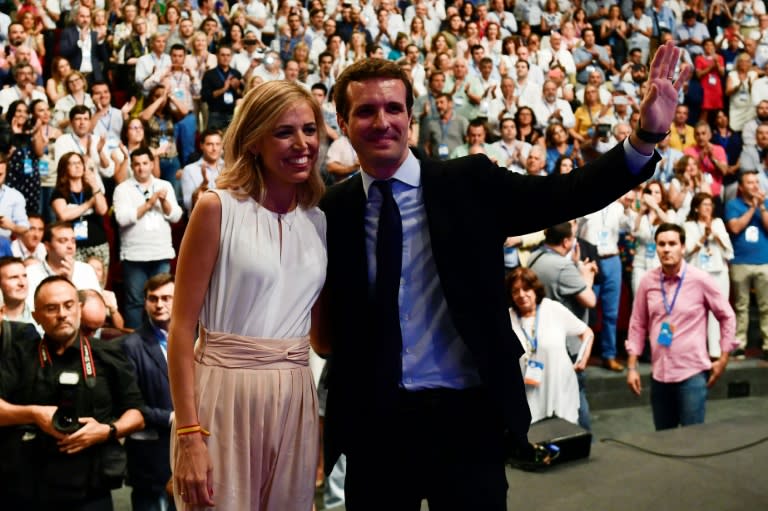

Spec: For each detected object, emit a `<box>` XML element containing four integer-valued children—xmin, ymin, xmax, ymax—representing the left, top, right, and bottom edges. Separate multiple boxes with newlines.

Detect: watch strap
<box><xmin>635</xmin><ymin>124</ymin><xmax>670</xmax><ymax>144</ymax></box>
<box><xmin>108</xmin><ymin>423</ymin><xmax>118</xmax><ymax>441</ymax></box>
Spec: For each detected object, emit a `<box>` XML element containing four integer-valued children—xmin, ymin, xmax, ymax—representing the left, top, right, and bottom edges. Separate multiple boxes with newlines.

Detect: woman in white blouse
<box><xmin>631</xmin><ymin>180</ymin><xmax>677</xmax><ymax>293</ymax></box>
<box><xmin>684</xmin><ymin>192</ymin><xmax>734</xmax><ymax>357</ymax></box>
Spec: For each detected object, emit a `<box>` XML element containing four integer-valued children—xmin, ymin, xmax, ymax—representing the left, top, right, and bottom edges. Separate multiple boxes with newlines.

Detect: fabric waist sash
<box><xmin>195</xmin><ymin>326</ymin><xmax>310</xmax><ymax>369</ymax></box>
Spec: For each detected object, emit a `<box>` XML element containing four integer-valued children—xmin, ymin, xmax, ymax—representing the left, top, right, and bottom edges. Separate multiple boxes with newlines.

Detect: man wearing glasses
<box><xmin>121</xmin><ymin>273</ymin><xmax>177</xmax><ymax>511</ymax></box>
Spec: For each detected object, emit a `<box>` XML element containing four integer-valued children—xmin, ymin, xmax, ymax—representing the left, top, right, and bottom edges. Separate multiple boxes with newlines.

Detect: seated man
<box><xmin>10</xmin><ymin>214</ymin><xmax>45</xmax><ymax>264</ymax></box>
<box><xmin>26</xmin><ymin>221</ymin><xmax>102</xmax><ymax>309</ymax></box>
<box><xmin>0</xmin><ymin>257</ymin><xmax>34</xmax><ymax>323</ymax></box>
<box><xmin>0</xmin><ymin>276</ymin><xmax>144</xmax><ymax>508</ymax></box>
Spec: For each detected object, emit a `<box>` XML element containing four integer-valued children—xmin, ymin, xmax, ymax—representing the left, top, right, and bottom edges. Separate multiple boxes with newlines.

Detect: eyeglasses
<box><xmin>67</xmin><ymin>77</ymin><xmax>82</xmax><ymax>84</ymax></box>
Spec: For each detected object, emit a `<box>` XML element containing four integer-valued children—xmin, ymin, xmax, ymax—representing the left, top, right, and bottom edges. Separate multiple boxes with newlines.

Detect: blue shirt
<box><xmin>361</xmin><ymin>151</ymin><xmax>482</xmax><ymax>390</ymax></box>
<box><xmin>725</xmin><ymin>197</ymin><xmax>768</xmax><ymax>265</ymax></box>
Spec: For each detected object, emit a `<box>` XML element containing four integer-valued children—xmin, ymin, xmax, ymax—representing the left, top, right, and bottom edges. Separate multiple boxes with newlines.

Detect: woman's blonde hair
<box><xmin>217</xmin><ymin>81</ymin><xmax>326</xmax><ymax>207</ymax></box>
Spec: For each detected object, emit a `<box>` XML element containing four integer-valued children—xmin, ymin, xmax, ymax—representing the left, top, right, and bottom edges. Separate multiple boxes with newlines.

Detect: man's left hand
<box><xmin>57</xmin><ymin>417</ymin><xmax>109</xmax><ymax>454</ymax></box>
<box><xmin>639</xmin><ymin>41</ymin><xmax>692</xmax><ymax>134</ymax></box>
<box><xmin>707</xmin><ymin>359</ymin><xmax>727</xmax><ymax>388</ymax></box>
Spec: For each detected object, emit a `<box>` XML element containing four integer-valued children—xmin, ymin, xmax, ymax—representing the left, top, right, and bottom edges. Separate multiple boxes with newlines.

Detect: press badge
<box><xmin>524</xmin><ymin>360</ymin><xmax>544</xmax><ymax>386</ymax></box>
<box><xmin>174</xmin><ymin>88</ymin><xmax>185</xmax><ymax>100</ymax></box>
<box><xmin>699</xmin><ymin>251</ymin><xmax>712</xmax><ymax>271</ymax></box>
<box><xmin>453</xmin><ymin>96</ymin><xmax>464</xmax><ymax>107</ymax></box>
<box><xmin>73</xmin><ymin>220</ymin><xmax>89</xmax><ymax>241</ymax></box>
<box><xmin>223</xmin><ymin>91</ymin><xmax>234</xmax><ymax>104</ymax></box>
<box><xmin>597</xmin><ymin>230</ymin><xmax>611</xmax><ymax>252</ymax></box>
<box><xmin>745</xmin><ymin>225</ymin><xmax>759</xmax><ymax>243</ymax></box>
<box><xmin>23</xmin><ymin>158</ymin><xmax>34</xmax><ymax>176</ymax></box>
<box><xmin>657</xmin><ymin>321</ymin><xmax>673</xmax><ymax>347</ymax></box>
<box><xmin>437</xmin><ymin>143</ymin><xmax>449</xmax><ymax>159</ymax></box>
<box><xmin>708</xmin><ymin>74</ymin><xmax>717</xmax><ymax>86</ymax></box>
<box><xmin>38</xmin><ymin>160</ymin><xmax>49</xmax><ymax>176</ymax></box>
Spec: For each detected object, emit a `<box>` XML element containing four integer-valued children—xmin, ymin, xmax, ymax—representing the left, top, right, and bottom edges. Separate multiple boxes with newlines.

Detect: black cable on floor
<box><xmin>600</xmin><ymin>435</ymin><xmax>768</xmax><ymax>458</ymax></box>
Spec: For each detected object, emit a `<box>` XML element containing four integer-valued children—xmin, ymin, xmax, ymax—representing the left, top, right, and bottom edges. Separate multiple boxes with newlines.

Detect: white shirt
<box><xmin>135</xmin><ymin>52</ymin><xmax>172</xmax><ymax>95</ymax></box>
<box><xmin>532</xmin><ymin>98</ymin><xmax>576</xmax><ymax>129</ymax></box>
<box><xmin>578</xmin><ymin>202</ymin><xmax>633</xmax><ymax>256</ymax></box>
<box><xmin>53</xmin><ymin>133</ymin><xmax>114</xmax><ymax>180</ymax></box>
<box><xmin>26</xmin><ymin>260</ymin><xmax>102</xmax><ymax>309</ymax></box>
<box><xmin>11</xmin><ymin>238</ymin><xmax>46</xmax><ymax>264</ymax></box>
<box><xmin>113</xmin><ymin>177</ymin><xmax>183</xmax><ymax>262</ymax></box>
<box><xmin>180</xmin><ymin>158</ymin><xmax>223</xmax><ymax>212</ymax></box>
<box><xmin>326</xmin><ymin>136</ymin><xmax>358</xmax><ymax>168</ymax></box>
<box><xmin>0</xmin><ymin>87</ymin><xmax>48</xmax><ymax>117</ymax></box>
<box><xmin>77</xmin><ymin>27</ymin><xmax>93</xmax><ymax>73</ymax></box>
<box><xmin>0</xmin><ymin>184</ymin><xmax>29</xmax><ymax>240</ymax></box>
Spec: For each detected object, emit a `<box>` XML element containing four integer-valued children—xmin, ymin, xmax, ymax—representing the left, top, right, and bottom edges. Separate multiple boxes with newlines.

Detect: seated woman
<box><xmin>506</xmin><ymin>267</ymin><xmax>593</xmax><ymax>425</ymax></box>
<box><xmin>544</xmin><ymin>123</ymin><xmax>583</xmax><ymax>174</ymax></box>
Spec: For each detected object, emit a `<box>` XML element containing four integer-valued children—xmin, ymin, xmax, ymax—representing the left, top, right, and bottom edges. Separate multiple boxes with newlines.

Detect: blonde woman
<box><xmin>169</xmin><ymin>81</ymin><xmax>326</xmax><ymax>510</ymax></box>
<box><xmin>185</xmin><ymin>31</ymin><xmax>218</xmax><ymax>130</ymax></box>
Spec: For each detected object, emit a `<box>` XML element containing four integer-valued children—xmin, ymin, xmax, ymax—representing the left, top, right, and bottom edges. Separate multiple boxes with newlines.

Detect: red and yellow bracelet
<box><xmin>176</xmin><ymin>424</ymin><xmax>211</xmax><ymax>436</ymax></box>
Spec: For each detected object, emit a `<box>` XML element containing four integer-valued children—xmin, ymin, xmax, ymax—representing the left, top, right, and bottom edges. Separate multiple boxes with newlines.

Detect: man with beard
<box><xmin>532</xmin><ymin>80</ymin><xmax>576</xmax><ymax>130</ymax></box>
<box><xmin>0</xmin><ymin>62</ymin><xmax>47</xmax><ymax>114</ymax></box>
<box><xmin>0</xmin><ymin>276</ymin><xmax>144</xmax><ymax>509</ymax></box>
<box><xmin>741</xmin><ymin>100</ymin><xmax>768</xmax><ymax>146</ymax></box>
<box><xmin>425</xmin><ymin>92</ymin><xmax>469</xmax><ymax>160</ymax></box>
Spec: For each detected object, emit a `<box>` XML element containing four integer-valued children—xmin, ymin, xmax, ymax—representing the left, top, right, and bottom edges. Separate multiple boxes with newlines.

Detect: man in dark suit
<box><xmin>121</xmin><ymin>273</ymin><xmax>176</xmax><ymax>511</ymax></box>
<box><xmin>59</xmin><ymin>6</ymin><xmax>108</xmax><ymax>84</ymax></box>
<box><xmin>316</xmin><ymin>43</ymin><xmax>689</xmax><ymax>509</ymax></box>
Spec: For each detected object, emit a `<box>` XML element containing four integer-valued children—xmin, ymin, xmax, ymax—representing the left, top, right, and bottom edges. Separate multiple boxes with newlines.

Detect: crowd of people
<box><xmin>0</xmin><ymin>0</ymin><xmax>765</xmax><ymax>510</ymax></box>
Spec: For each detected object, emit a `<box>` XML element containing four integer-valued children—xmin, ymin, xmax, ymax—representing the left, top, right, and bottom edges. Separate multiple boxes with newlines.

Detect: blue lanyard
<box><xmin>70</xmin><ymin>191</ymin><xmax>85</xmax><ymax>205</ymax></box>
<box><xmin>660</xmin><ymin>263</ymin><xmax>687</xmax><ymax>317</ymax></box>
<box><xmin>516</xmin><ymin>305</ymin><xmax>540</xmax><ymax>353</ymax></box>
<box><xmin>216</xmin><ymin>67</ymin><xmax>230</xmax><ymax>83</ymax></box>
<box><xmin>71</xmin><ymin>134</ymin><xmax>85</xmax><ymax>155</ymax></box>
<box><xmin>99</xmin><ymin>110</ymin><xmax>112</xmax><ymax>132</ymax></box>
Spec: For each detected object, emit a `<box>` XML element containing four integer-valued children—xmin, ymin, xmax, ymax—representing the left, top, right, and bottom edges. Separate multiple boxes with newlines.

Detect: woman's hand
<box><xmin>174</xmin><ymin>433</ymin><xmax>215</xmax><ymax>506</ymax></box>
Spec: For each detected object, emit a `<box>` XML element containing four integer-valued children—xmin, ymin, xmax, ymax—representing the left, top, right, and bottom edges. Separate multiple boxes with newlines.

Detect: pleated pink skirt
<box><xmin>171</xmin><ymin>329</ymin><xmax>318</xmax><ymax>510</ymax></box>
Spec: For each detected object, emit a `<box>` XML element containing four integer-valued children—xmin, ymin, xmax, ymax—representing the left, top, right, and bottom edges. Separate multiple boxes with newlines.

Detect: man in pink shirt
<box><xmin>683</xmin><ymin>122</ymin><xmax>731</xmax><ymax>198</ymax></box>
<box><xmin>626</xmin><ymin>223</ymin><xmax>736</xmax><ymax>430</ymax></box>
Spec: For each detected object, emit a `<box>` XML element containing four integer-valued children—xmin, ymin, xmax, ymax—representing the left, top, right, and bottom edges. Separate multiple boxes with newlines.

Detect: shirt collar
<box><xmin>661</xmin><ymin>262</ymin><xmax>686</xmax><ymax>281</ymax></box>
<box><xmin>360</xmin><ymin>149</ymin><xmax>420</xmax><ymax>198</ymax></box>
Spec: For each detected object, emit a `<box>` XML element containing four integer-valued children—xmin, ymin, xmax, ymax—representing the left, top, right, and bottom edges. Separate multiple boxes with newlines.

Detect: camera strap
<box><xmin>38</xmin><ymin>336</ymin><xmax>97</xmax><ymax>389</ymax></box>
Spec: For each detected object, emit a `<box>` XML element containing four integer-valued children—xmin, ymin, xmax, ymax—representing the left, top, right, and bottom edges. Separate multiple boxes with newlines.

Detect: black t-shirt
<box><xmin>50</xmin><ymin>187</ymin><xmax>108</xmax><ymax>247</ymax></box>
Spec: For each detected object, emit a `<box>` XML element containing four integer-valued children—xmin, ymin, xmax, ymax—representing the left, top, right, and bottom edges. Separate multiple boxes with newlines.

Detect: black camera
<box><xmin>52</xmin><ymin>371</ymin><xmax>81</xmax><ymax>434</ymax></box>
<box><xmin>596</xmin><ymin>123</ymin><xmax>612</xmax><ymax>138</ymax></box>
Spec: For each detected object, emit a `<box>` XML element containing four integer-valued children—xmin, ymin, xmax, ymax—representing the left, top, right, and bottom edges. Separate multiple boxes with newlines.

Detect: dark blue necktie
<box><xmin>372</xmin><ymin>180</ymin><xmax>403</xmax><ymax>405</ymax></box>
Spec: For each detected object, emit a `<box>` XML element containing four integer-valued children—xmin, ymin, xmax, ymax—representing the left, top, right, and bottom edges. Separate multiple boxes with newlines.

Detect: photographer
<box><xmin>0</xmin><ymin>276</ymin><xmax>144</xmax><ymax>509</ymax></box>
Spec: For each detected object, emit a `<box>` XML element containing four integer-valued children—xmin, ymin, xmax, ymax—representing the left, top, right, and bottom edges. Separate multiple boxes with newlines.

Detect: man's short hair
<box><xmin>69</xmin><ymin>104</ymin><xmax>91</xmax><ymax>120</ymax></box>
<box><xmin>11</xmin><ymin>62</ymin><xmax>32</xmax><ymax>78</ymax></box>
<box><xmin>130</xmin><ymin>146</ymin><xmax>154</xmax><ymax>162</ymax></box>
<box><xmin>739</xmin><ymin>169</ymin><xmax>759</xmax><ymax>184</ymax></box>
<box><xmin>144</xmin><ymin>272</ymin><xmax>174</xmax><ymax>297</ymax></box>
<box><xmin>42</xmin><ymin>221</ymin><xmax>73</xmax><ymax>244</ymax></box>
<box><xmin>170</xmin><ymin>43</ymin><xmax>186</xmax><ymax>53</ymax></box>
<box><xmin>0</xmin><ymin>256</ymin><xmax>24</xmax><ymax>276</ymax></box>
<box><xmin>334</xmin><ymin>58</ymin><xmax>414</xmax><ymax>122</ymax></box>
<box><xmin>318</xmin><ymin>51</ymin><xmax>334</xmax><ymax>63</ymax></box>
<box><xmin>311</xmin><ymin>79</ymin><xmax>328</xmax><ymax>95</ymax></box>
<box><xmin>654</xmin><ymin>222</ymin><xmax>686</xmax><ymax>244</ymax></box>
<box><xmin>467</xmin><ymin>118</ymin><xmax>488</xmax><ymax>134</ymax></box>
<box><xmin>200</xmin><ymin>128</ymin><xmax>223</xmax><ymax>144</ymax></box>
<box><xmin>34</xmin><ymin>275</ymin><xmax>77</xmax><ymax>302</ymax></box>
<box><xmin>91</xmin><ymin>79</ymin><xmax>109</xmax><ymax>89</ymax></box>
<box><xmin>544</xmin><ymin>222</ymin><xmax>573</xmax><ymax>245</ymax></box>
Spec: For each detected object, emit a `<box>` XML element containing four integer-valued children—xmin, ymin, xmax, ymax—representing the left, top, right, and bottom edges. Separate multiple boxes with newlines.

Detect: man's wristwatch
<box><xmin>108</xmin><ymin>423</ymin><xmax>118</xmax><ymax>441</ymax></box>
<box><xmin>635</xmin><ymin>125</ymin><xmax>670</xmax><ymax>144</ymax></box>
